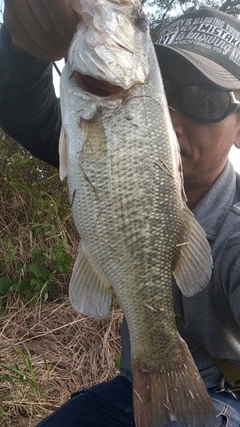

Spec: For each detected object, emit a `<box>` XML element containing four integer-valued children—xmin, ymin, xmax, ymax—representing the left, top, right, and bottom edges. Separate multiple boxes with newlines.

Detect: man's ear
<box><xmin>234</xmin><ymin>120</ymin><xmax>240</xmax><ymax>149</ymax></box>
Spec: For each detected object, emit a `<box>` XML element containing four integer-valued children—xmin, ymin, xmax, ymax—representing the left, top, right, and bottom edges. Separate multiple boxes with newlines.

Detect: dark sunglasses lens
<box><xmin>182</xmin><ymin>87</ymin><xmax>231</xmax><ymax>122</ymax></box>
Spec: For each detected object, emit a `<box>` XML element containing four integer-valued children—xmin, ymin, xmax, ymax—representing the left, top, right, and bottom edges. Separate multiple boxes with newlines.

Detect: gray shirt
<box><xmin>120</xmin><ymin>160</ymin><xmax>240</xmax><ymax>390</ymax></box>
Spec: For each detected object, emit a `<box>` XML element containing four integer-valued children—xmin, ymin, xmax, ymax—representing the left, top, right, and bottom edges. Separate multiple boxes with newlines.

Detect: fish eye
<box><xmin>136</xmin><ymin>17</ymin><xmax>149</xmax><ymax>32</ymax></box>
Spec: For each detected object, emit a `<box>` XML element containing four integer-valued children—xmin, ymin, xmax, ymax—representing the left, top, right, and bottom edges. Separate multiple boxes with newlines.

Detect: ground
<box><xmin>0</xmin><ymin>295</ymin><xmax>122</xmax><ymax>427</ymax></box>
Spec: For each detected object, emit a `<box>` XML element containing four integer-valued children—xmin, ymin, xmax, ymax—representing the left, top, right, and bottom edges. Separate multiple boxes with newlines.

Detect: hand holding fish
<box><xmin>3</xmin><ymin>0</ymin><xmax>78</xmax><ymax>60</ymax></box>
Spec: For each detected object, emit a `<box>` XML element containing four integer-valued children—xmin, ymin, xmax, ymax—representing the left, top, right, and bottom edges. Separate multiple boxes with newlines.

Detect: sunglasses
<box><xmin>163</xmin><ymin>77</ymin><xmax>240</xmax><ymax>123</ymax></box>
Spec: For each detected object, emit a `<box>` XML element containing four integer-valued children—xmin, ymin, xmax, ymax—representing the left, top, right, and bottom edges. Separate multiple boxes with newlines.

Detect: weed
<box><xmin>0</xmin><ymin>132</ymin><xmax>121</xmax><ymax>426</ymax></box>
<box><xmin>0</xmin><ymin>134</ymin><xmax>78</xmax><ymax>303</ymax></box>
<box><xmin>0</xmin><ymin>342</ymin><xmax>41</xmax><ymax>398</ymax></box>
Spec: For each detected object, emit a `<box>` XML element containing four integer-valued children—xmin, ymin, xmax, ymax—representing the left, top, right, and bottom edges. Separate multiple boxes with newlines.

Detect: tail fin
<box><xmin>132</xmin><ymin>341</ymin><xmax>215</xmax><ymax>427</ymax></box>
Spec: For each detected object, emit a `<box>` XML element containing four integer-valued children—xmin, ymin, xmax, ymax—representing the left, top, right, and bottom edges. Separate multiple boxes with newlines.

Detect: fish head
<box><xmin>68</xmin><ymin>0</ymin><xmax>150</xmax><ymax>91</ymax></box>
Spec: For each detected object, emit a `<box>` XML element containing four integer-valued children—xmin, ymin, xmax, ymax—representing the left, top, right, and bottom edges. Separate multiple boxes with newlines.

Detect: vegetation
<box><xmin>0</xmin><ymin>296</ymin><xmax>122</xmax><ymax>426</ymax></box>
<box><xmin>145</xmin><ymin>0</ymin><xmax>240</xmax><ymax>40</ymax></box>
<box><xmin>0</xmin><ymin>132</ymin><xmax>122</xmax><ymax>426</ymax></box>
<box><xmin>0</xmin><ymin>132</ymin><xmax>75</xmax><ymax>303</ymax></box>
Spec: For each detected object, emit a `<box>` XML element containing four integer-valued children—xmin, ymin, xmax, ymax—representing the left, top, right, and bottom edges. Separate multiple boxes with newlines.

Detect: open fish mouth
<box><xmin>72</xmin><ymin>72</ymin><xmax>123</xmax><ymax>97</ymax></box>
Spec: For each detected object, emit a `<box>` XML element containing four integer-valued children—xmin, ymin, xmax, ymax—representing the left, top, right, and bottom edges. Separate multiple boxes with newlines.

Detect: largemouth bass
<box><xmin>59</xmin><ymin>0</ymin><xmax>215</xmax><ymax>425</ymax></box>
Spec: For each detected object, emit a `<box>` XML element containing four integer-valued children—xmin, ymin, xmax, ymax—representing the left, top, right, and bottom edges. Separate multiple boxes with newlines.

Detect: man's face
<box><xmin>160</xmin><ymin>59</ymin><xmax>240</xmax><ymax>197</ymax></box>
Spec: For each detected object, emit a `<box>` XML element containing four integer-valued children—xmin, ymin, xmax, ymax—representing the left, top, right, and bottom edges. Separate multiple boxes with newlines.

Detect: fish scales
<box><xmin>60</xmin><ymin>0</ymin><xmax>215</xmax><ymax>425</ymax></box>
<box><xmin>66</xmin><ymin>83</ymin><xmax>182</xmax><ymax>344</ymax></box>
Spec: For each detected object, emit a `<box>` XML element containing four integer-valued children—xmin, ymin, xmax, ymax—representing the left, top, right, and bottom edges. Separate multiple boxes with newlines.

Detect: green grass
<box><xmin>0</xmin><ymin>131</ymin><xmax>78</xmax><ymax>304</ymax></box>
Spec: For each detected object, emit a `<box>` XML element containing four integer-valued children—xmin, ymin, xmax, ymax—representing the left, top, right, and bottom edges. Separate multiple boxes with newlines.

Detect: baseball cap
<box><xmin>154</xmin><ymin>7</ymin><xmax>240</xmax><ymax>90</ymax></box>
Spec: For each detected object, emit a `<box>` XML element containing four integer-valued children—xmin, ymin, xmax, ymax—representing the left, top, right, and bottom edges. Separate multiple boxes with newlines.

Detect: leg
<box><xmin>209</xmin><ymin>391</ymin><xmax>240</xmax><ymax>427</ymax></box>
<box><xmin>35</xmin><ymin>376</ymin><xmax>134</xmax><ymax>427</ymax></box>
<box><xmin>36</xmin><ymin>376</ymin><xmax>240</xmax><ymax>427</ymax></box>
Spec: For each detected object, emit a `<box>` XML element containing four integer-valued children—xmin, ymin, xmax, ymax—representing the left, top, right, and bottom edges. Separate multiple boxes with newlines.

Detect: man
<box><xmin>1</xmin><ymin>2</ymin><xmax>240</xmax><ymax>426</ymax></box>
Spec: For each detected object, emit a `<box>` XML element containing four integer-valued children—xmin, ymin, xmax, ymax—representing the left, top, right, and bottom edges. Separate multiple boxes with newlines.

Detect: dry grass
<box><xmin>0</xmin><ymin>134</ymin><xmax>122</xmax><ymax>426</ymax></box>
<box><xmin>0</xmin><ymin>294</ymin><xmax>122</xmax><ymax>427</ymax></box>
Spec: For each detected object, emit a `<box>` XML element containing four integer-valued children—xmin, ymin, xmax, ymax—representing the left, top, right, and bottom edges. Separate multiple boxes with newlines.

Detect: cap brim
<box><xmin>155</xmin><ymin>44</ymin><xmax>240</xmax><ymax>91</ymax></box>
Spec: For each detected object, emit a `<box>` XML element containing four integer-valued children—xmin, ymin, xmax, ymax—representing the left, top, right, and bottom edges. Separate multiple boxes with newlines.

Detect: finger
<box><xmin>70</xmin><ymin>0</ymin><xmax>83</xmax><ymax>16</ymax></box>
<box><xmin>44</xmin><ymin>0</ymin><xmax>79</xmax><ymax>45</ymax></box>
<box><xmin>28</xmin><ymin>0</ymin><xmax>69</xmax><ymax>48</ymax></box>
<box><xmin>4</xmin><ymin>3</ymin><xmax>67</xmax><ymax>60</ymax></box>
<box><xmin>12</xmin><ymin>1</ymin><xmax>66</xmax><ymax>55</ymax></box>
<box><xmin>4</xmin><ymin>15</ymin><xmax>66</xmax><ymax>60</ymax></box>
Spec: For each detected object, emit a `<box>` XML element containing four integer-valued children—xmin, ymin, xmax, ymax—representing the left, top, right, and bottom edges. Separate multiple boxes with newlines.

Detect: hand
<box><xmin>3</xmin><ymin>0</ymin><xmax>79</xmax><ymax>61</ymax></box>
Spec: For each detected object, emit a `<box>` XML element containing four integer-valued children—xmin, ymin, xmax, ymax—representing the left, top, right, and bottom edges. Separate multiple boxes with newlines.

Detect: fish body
<box><xmin>60</xmin><ymin>0</ymin><xmax>215</xmax><ymax>425</ymax></box>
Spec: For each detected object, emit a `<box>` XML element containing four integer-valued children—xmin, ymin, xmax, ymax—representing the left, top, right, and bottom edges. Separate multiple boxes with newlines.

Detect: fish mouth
<box><xmin>72</xmin><ymin>72</ymin><xmax>123</xmax><ymax>97</ymax></box>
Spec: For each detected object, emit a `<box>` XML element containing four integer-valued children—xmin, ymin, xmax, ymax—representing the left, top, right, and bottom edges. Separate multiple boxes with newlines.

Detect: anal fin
<box><xmin>59</xmin><ymin>126</ymin><xmax>68</xmax><ymax>181</ymax></box>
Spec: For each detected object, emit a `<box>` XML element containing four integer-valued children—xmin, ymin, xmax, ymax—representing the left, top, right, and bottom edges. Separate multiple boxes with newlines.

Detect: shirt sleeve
<box><xmin>0</xmin><ymin>24</ymin><xmax>60</xmax><ymax>168</ymax></box>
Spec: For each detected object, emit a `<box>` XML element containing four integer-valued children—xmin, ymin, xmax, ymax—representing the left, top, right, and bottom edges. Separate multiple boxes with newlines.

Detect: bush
<box><xmin>0</xmin><ymin>130</ymin><xmax>78</xmax><ymax>306</ymax></box>
<box><xmin>0</xmin><ymin>131</ymin><xmax>122</xmax><ymax>427</ymax></box>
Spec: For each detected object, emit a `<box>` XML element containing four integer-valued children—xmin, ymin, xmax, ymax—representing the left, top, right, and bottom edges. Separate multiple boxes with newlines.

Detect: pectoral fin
<box><xmin>59</xmin><ymin>126</ymin><xmax>68</xmax><ymax>181</ymax></box>
<box><xmin>173</xmin><ymin>207</ymin><xmax>213</xmax><ymax>297</ymax></box>
<box><xmin>69</xmin><ymin>243</ymin><xmax>112</xmax><ymax>318</ymax></box>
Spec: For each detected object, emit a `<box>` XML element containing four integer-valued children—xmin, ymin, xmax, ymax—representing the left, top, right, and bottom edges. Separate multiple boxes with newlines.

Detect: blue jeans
<box><xmin>36</xmin><ymin>375</ymin><xmax>240</xmax><ymax>426</ymax></box>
